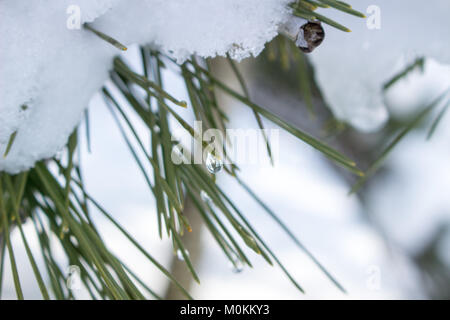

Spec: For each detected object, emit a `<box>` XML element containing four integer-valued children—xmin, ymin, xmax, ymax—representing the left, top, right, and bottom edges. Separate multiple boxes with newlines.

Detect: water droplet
<box><xmin>232</xmin><ymin>264</ymin><xmax>244</xmax><ymax>274</ymax></box>
<box><xmin>229</xmin><ymin>258</ymin><xmax>244</xmax><ymax>274</ymax></box>
<box><xmin>200</xmin><ymin>190</ymin><xmax>212</xmax><ymax>203</ymax></box>
<box><xmin>206</xmin><ymin>153</ymin><xmax>223</xmax><ymax>174</ymax></box>
<box><xmin>176</xmin><ymin>249</ymin><xmax>190</xmax><ymax>261</ymax></box>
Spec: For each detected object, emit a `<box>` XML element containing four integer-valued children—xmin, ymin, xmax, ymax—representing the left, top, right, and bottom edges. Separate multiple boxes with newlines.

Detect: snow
<box><xmin>310</xmin><ymin>0</ymin><xmax>450</xmax><ymax>132</ymax></box>
<box><xmin>93</xmin><ymin>0</ymin><xmax>291</xmax><ymax>61</ymax></box>
<box><xmin>0</xmin><ymin>0</ymin><xmax>290</xmax><ymax>173</ymax></box>
<box><xmin>75</xmin><ymin>0</ymin><xmax>119</xmax><ymax>23</ymax></box>
<box><xmin>0</xmin><ymin>0</ymin><xmax>118</xmax><ymax>173</ymax></box>
<box><xmin>384</xmin><ymin>58</ymin><xmax>450</xmax><ymax>121</ymax></box>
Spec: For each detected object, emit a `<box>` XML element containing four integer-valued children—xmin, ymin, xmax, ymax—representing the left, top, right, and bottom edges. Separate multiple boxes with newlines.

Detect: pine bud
<box><xmin>279</xmin><ymin>16</ymin><xmax>325</xmax><ymax>53</ymax></box>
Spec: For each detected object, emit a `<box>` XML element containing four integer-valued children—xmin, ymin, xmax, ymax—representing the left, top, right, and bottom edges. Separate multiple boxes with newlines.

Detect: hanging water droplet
<box><xmin>176</xmin><ymin>249</ymin><xmax>190</xmax><ymax>261</ymax></box>
<box><xmin>206</xmin><ymin>153</ymin><xmax>223</xmax><ymax>174</ymax></box>
<box><xmin>200</xmin><ymin>190</ymin><xmax>212</xmax><ymax>203</ymax></box>
<box><xmin>232</xmin><ymin>263</ymin><xmax>244</xmax><ymax>274</ymax></box>
<box><xmin>228</xmin><ymin>257</ymin><xmax>244</xmax><ymax>274</ymax></box>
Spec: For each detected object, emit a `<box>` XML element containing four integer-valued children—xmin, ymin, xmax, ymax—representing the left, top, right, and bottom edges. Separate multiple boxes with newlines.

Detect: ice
<box><xmin>309</xmin><ymin>0</ymin><xmax>450</xmax><ymax>132</ymax></box>
<box><xmin>0</xmin><ymin>0</ymin><xmax>290</xmax><ymax>173</ymax></box>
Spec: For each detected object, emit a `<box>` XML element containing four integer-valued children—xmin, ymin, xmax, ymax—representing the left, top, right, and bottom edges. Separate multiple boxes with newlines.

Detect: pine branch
<box><xmin>291</xmin><ymin>0</ymin><xmax>365</xmax><ymax>32</ymax></box>
<box><xmin>0</xmin><ymin>3</ymin><xmax>369</xmax><ymax>296</ymax></box>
